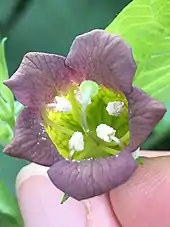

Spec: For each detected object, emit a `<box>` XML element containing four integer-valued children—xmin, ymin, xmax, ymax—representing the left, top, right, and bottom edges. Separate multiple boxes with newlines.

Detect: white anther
<box><xmin>76</xmin><ymin>90</ymin><xmax>91</xmax><ymax>105</ymax></box>
<box><xmin>132</xmin><ymin>147</ymin><xmax>140</xmax><ymax>160</ymax></box>
<box><xmin>106</xmin><ymin>101</ymin><xmax>124</xmax><ymax>116</ymax></box>
<box><xmin>47</xmin><ymin>96</ymin><xmax>72</xmax><ymax>112</ymax></box>
<box><xmin>96</xmin><ymin>124</ymin><xmax>120</xmax><ymax>144</ymax></box>
<box><xmin>69</xmin><ymin>132</ymin><xmax>84</xmax><ymax>158</ymax></box>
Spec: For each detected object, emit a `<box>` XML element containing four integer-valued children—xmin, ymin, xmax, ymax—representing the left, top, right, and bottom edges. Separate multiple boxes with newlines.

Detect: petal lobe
<box><xmin>4</xmin><ymin>107</ymin><xmax>61</xmax><ymax>166</ymax></box>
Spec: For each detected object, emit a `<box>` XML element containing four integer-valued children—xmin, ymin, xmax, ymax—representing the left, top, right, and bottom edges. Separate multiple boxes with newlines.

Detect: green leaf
<box><xmin>106</xmin><ymin>0</ymin><xmax>170</xmax><ymax>101</ymax></box>
<box><xmin>0</xmin><ymin>121</ymin><xmax>13</xmax><ymax>147</ymax></box>
<box><xmin>0</xmin><ymin>93</ymin><xmax>11</xmax><ymax>115</ymax></box>
<box><xmin>0</xmin><ymin>181</ymin><xmax>23</xmax><ymax>227</ymax></box>
<box><xmin>0</xmin><ymin>38</ymin><xmax>14</xmax><ymax>111</ymax></box>
<box><xmin>0</xmin><ymin>95</ymin><xmax>15</xmax><ymax>128</ymax></box>
<box><xmin>0</xmin><ymin>38</ymin><xmax>8</xmax><ymax>81</ymax></box>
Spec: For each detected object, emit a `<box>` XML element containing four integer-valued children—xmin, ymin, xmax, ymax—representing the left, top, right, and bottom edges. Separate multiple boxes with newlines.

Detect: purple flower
<box><xmin>3</xmin><ymin>30</ymin><xmax>166</xmax><ymax>200</ymax></box>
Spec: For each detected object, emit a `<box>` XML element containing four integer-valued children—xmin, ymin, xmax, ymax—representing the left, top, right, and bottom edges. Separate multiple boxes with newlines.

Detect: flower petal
<box><xmin>3</xmin><ymin>107</ymin><xmax>61</xmax><ymax>166</ymax></box>
<box><xmin>65</xmin><ymin>29</ymin><xmax>136</xmax><ymax>94</ymax></box>
<box><xmin>4</xmin><ymin>53</ymin><xmax>79</xmax><ymax>107</ymax></box>
<box><xmin>127</xmin><ymin>87</ymin><xmax>166</xmax><ymax>151</ymax></box>
<box><xmin>48</xmin><ymin>150</ymin><xmax>137</xmax><ymax>200</ymax></box>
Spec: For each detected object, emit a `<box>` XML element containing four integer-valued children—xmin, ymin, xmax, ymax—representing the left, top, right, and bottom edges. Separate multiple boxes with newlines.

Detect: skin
<box><xmin>16</xmin><ymin>151</ymin><xmax>170</xmax><ymax>227</ymax></box>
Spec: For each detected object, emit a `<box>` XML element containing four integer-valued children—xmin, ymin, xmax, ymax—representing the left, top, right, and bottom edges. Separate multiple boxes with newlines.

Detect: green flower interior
<box><xmin>42</xmin><ymin>83</ymin><xmax>130</xmax><ymax>161</ymax></box>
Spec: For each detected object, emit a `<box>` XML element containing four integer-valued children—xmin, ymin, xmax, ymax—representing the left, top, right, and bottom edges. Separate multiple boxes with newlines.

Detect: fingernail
<box><xmin>16</xmin><ymin>163</ymin><xmax>86</xmax><ymax>227</ymax></box>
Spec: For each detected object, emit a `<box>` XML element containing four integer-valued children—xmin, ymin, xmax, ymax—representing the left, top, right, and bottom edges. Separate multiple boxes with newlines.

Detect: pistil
<box><xmin>79</xmin><ymin>80</ymin><xmax>99</xmax><ymax>132</ymax></box>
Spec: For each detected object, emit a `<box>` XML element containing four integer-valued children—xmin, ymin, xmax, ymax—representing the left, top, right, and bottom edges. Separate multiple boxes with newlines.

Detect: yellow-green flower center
<box><xmin>42</xmin><ymin>81</ymin><xmax>130</xmax><ymax>161</ymax></box>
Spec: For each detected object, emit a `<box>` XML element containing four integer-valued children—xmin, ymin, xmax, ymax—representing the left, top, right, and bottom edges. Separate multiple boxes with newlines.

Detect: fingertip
<box><xmin>16</xmin><ymin>164</ymin><xmax>86</xmax><ymax>227</ymax></box>
<box><xmin>109</xmin><ymin>157</ymin><xmax>170</xmax><ymax>227</ymax></box>
<box><xmin>16</xmin><ymin>163</ymin><xmax>49</xmax><ymax>193</ymax></box>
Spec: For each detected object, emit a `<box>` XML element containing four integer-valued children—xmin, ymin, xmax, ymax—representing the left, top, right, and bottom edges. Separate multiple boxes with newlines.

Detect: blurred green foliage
<box><xmin>1</xmin><ymin>0</ymin><xmax>130</xmax><ymax>74</ymax></box>
<box><xmin>0</xmin><ymin>181</ymin><xmax>23</xmax><ymax>227</ymax></box>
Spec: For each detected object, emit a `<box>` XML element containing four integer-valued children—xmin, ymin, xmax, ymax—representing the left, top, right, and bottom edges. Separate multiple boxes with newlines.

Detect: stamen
<box><xmin>96</xmin><ymin>124</ymin><xmax>121</xmax><ymax>145</ymax></box>
<box><xmin>47</xmin><ymin>96</ymin><xmax>72</xmax><ymax>113</ymax></box>
<box><xmin>106</xmin><ymin>101</ymin><xmax>124</xmax><ymax>116</ymax></box>
<box><xmin>69</xmin><ymin>132</ymin><xmax>84</xmax><ymax>159</ymax></box>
